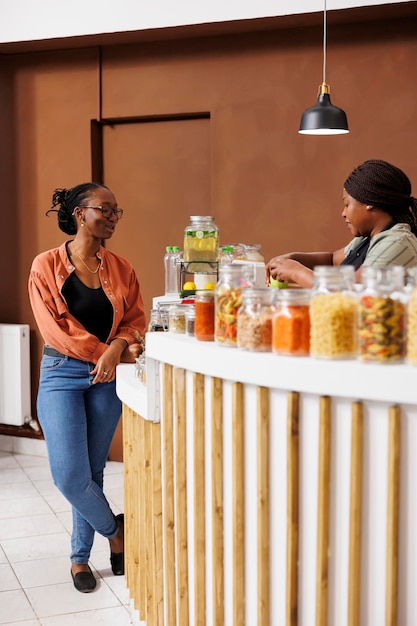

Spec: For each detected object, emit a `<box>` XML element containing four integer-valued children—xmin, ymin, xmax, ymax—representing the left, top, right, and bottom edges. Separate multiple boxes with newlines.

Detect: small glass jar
<box><xmin>135</xmin><ymin>354</ymin><xmax>146</xmax><ymax>383</ymax></box>
<box><xmin>358</xmin><ymin>266</ymin><xmax>406</xmax><ymax>363</ymax></box>
<box><xmin>310</xmin><ymin>266</ymin><xmax>357</xmax><ymax>359</ymax></box>
<box><xmin>148</xmin><ymin>309</ymin><xmax>165</xmax><ymax>332</ymax></box>
<box><xmin>237</xmin><ymin>288</ymin><xmax>275</xmax><ymax>351</ymax></box>
<box><xmin>215</xmin><ymin>264</ymin><xmax>253</xmax><ymax>347</ymax></box>
<box><xmin>185</xmin><ymin>307</ymin><xmax>196</xmax><ymax>337</ymax></box>
<box><xmin>195</xmin><ymin>290</ymin><xmax>215</xmax><ymax>341</ymax></box>
<box><xmin>272</xmin><ymin>289</ymin><xmax>311</xmax><ymax>356</ymax></box>
<box><xmin>239</xmin><ymin>243</ymin><xmax>264</xmax><ymax>262</ymax></box>
<box><xmin>183</xmin><ymin>216</ymin><xmax>219</xmax><ymax>262</ymax></box>
<box><xmin>168</xmin><ymin>305</ymin><xmax>189</xmax><ymax>334</ymax></box>
<box><xmin>219</xmin><ymin>245</ymin><xmax>235</xmax><ymax>264</ymax></box>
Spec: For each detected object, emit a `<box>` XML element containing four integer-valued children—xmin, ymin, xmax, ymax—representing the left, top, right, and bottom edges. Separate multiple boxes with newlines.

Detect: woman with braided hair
<box><xmin>28</xmin><ymin>182</ymin><xmax>146</xmax><ymax>592</ymax></box>
<box><xmin>266</xmin><ymin>159</ymin><xmax>417</xmax><ymax>288</ymax></box>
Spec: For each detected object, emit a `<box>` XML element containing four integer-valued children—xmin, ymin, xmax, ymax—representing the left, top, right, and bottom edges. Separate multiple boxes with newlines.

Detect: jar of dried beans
<box><xmin>195</xmin><ymin>290</ymin><xmax>215</xmax><ymax>341</ymax></box>
<box><xmin>237</xmin><ymin>288</ymin><xmax>275</xmax><ymax>351</ymax></box>
<box><xmin>215</xmin><ymin>264</ymin><xmax>253</xmax><ymax>347</ymax></box>
<box><xmin>310</xmin><ymin>266</ymin><xmax>357</xmax><ymax>359</ymax></box>
<box><xmin>272</xmin><ymin>289</ymin><xmax>311</xmax><ymax>356</ymax></box>
<box><xmin>357</xmin><ymin>266</ymin><xmax>406</xmax><ymax>363</ymax></box>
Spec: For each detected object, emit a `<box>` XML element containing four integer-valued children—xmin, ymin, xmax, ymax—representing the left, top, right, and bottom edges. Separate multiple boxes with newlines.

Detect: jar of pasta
<box><xmin>407</xmin><ymin>267</ymin><xmax>417</xmax><ymax>364</ymax></box>
<box><xmin>358</xmin><ymin>266</ymin><xmax>406</xmax><ymax>363</ymax></box>
<box><xmin>310</xmin><ymin>266</ymin><xmax>357</xmax><ymax>359</ymax></box>
<box><xmin>272</xmin><ymin>289</ymin><xmax>311</xmax><ymax>356</ymax></box>
<box><xmin>237</xmin><ymin>288</ymin><xmax>275</xmax><ymax>351</ymax></box>
<box><xmin>195</xmin><ymin>290</ymin><xmax>215</xmax><ymax>341</ymax></box>
<box><xmin>215</xmin><ymin>264</ymin><xmax>253</xmax><ymax>347</ymax></box>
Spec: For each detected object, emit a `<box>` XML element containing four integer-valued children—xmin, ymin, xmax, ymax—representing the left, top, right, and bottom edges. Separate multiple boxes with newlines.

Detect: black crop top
<box><xmin>62</xmin><ymin>272</ymin><xmax>113</xmax><ymax>343</ymax></box>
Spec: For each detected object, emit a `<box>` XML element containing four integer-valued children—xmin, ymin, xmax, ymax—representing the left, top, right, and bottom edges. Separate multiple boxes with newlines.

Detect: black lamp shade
<box><xmin>299</xmin><ymin>92</ymin><xmax>349</xmax><ymax>135</ymax></box>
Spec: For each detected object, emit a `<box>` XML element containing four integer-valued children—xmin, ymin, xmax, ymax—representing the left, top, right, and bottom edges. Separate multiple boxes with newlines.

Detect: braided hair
<box><xmin>344</xmin><ymin>159</ymin><xmax>417</xmax><ymax>236</ymax></box>
<box><xmin>46</xmin><ymin>182</ymin><xmax>109</xmax><ymax>235</ymax></box>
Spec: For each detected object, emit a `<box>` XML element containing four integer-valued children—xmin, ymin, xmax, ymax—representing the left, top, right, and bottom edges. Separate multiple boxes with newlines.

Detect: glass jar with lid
<box><xmin>148</xmin><ymin>309</ymin><xmax>165</xmax><ymax>332</ymax></box>
<box><xmin>239</xmin><ymin>243</ymin><xmax>264</xmax><ymax>262</ymax></box>
<box><xmin>272</xmin><ymin>289</ymin><xmax>311</xmax><ymax>356</ymax></box>
<box><xmin>183</xmin><ymin>216</ymin><xmax>219</xmax><ymax>262</ymax></box>
<box><xmin>237</xmin><ymin>287</ymin><xmax>275</xmax><ymax>351</ymax></box>
<box><xmin>215</xmin><ymin>264</ymin><xmax>253</xmax><ymax>347</ymax></box>
<box><xmin>185</xmin><ymin>307</ymin><xmax>196</xmax><ymax>337</ymax></box>
<box><xmin>310</xmin><ymin>266</ymin><xmax>357</xmax><ymax>359</ymax></box>
<box><xmin>168</xmin><ymin>304</ymin><xmax>193</xmax><ymax>334</ymax></box>
<box><xmin>358</xmin><ymin>266</ymin><xmax>406</xmax><ymax>363</ymax></box>
<box><xmin>407</xmin><ymin>266</ymin><xmax>417</xmax><ymax>364</ymax></box>
<box><xmin>195</xmin><ymin>290</ymin><xmax>215</xmax><ymax>341</ymax></box>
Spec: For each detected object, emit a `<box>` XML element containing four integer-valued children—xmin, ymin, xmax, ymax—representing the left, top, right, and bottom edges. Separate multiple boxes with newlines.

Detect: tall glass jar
<box><xmin>237</xmin><ymin>288</ymin><xmax>275</xmax><ymax>351</ymax></box>
<box><xmin>272</xmin><ymin>289</ymin><xmax>311</xmax><ymax>356</ymax></box>
<box><xmin>310</xmin><ymin>266</ymin><xmax>357</xmax><ymax>359</ymax></box>
<box><xmin>358</xmin><ymin>266</ymin><xmax>406</xmax><ymax>363</ymax></box>
<box><xmin>195</xmin><ymin>290</ymin><xmax>215</xmax><ymax>341</ymax></box>
<box><xmin>408</xmin><ymin>266</ymin><xmax>417</xmax><ymax>364</ymax></box>
<box><xmin>215</xmin><ymin>264</ymin><xmax>253</xmax><ymax>347</ymax></box>
<box><xmin>183</xmin><ymin>216</ymin><xmax>219</xmax><ymax>262</ymax></box>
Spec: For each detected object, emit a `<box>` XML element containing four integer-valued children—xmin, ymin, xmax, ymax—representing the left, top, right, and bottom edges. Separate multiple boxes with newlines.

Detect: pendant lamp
<box><xmin>298</xmin><ymin>0</ymin><xmax>349</xmax><ymax>135</ymax></box>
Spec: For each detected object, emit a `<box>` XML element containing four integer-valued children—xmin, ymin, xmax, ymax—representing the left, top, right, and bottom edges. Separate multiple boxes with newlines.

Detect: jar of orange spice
<box><xmin>272</xmin><ymin>289</ymin><xmax>311</xmax><ymax>356</ymax></box>
<box><xmin>195</xmin><ymin>290</ymin><xmax>215</xmax><ymax>341</ymax></box>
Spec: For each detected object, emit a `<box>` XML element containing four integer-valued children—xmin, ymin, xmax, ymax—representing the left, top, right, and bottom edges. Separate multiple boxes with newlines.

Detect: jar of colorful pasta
<box><xmin>272</xmin><ymin>289</ymin><xmax>311</xmax><ymax>356</ymax></box>
<box><xmin>310</xmin><ymin>266</ymin><xmax>357</xmax><ymax>359</ymax></box>
<box><xmin>215</xmin><ymin>264</ymin><xmax>253</xmax><ymax>347</ymax></box>
<box><xmin>358</xmin><ymin>266</ymin><xmax>406</xmax><ymax>363</ymax></box>
<box><xmin>237</xmin><ymin>288</ymin><xmax>275</xmax><ymax>351</ymax></box>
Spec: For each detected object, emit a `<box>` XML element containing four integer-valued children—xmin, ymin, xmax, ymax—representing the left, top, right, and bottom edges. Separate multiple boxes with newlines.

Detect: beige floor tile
<box><xmin>0</xmin><ymin>589</ymin><xmax>37</xmax><ymax>624</ymax></box>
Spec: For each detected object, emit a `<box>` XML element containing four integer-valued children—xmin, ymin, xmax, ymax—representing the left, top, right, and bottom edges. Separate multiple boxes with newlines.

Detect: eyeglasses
<box><xmin>78</xmin><ymin>205</ymin><xmax>124</xmax><ymax>220</ymax></box>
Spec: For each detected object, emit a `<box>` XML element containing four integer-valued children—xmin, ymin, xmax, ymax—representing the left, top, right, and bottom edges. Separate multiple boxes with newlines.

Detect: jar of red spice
<box><xmin>272</xmin><ymin>289</ymin><xmax>311</xmax><ymax>356</ymax></box>
<box><xmin>195</xmin><ymin>290</ymin><xmax>215</xmax><ymax>341</ymax></box>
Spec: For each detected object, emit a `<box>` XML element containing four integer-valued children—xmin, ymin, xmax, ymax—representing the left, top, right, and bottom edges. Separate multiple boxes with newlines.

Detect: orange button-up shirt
<box><xmin>28</xmin><ymin>242</ymin><xmax>147</xmax><ymax>364</ymax></box>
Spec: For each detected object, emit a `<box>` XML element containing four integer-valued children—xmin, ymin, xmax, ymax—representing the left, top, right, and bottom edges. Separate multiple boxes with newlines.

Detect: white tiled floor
<box><xmin>0</xmin><ymin>451</ymin><xmax>138</xmax><ymax>626</ymax></box>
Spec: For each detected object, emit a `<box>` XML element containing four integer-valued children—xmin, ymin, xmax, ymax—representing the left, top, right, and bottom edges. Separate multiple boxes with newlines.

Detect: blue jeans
<box><xmin>37</xmin><ymin>353</ymin><xmax>121</xmax><ymax>563</ymax></box>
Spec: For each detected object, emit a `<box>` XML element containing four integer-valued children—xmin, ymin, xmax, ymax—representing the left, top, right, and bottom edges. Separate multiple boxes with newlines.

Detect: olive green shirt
<box><xmin>343</xmin><ymin>223</ymin><xmax>417</xmax><ymax>268</ymax></box>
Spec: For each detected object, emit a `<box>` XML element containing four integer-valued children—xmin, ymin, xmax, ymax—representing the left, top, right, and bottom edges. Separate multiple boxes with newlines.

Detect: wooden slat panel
<box><xmin>145</xmin><ymin>420</ymin><xmax>155</xmax><ymax>625</ymax></box>
<box><xmin>122</xmin><ymin>406</ymin><xmax>136</xmax><ymax>600</ymax></box>
<box><xmin>152</xmin><ymin>422</ymin><xmax>164</xmax><ymax>626</ymax></box>
<box><xmin>348</xmin><ymin>401</ymin><xmax>364</xmax><ymax>626</ymax></box>
<box><xmin>162</xmin><ymin>363</ymin><xmax>176</xmax><ymax>626</ymax></box>
<box><xmin>257</xmin><ymin>386</ymin><xmax>270</xmax><ymax>626</ymax></box>
<box><xmin>194</xmin><ymin>373</ymin><xmax>206</xmax><ymax>626</ymax></box>
<box><xmin>212</xmin><ymin>377</ymin><xmax>224</xmax><ymax>626</ymax></box>
<box><xmin>286</xmin><ymin>391</ymin><xmax>300</xmax><ymax>626</ymax></box>
<box><xmin>232</xmin><ymin>382</ymin><xmax>245</xmax><ymax>626</ymax></box>
<box><xmin>386</xmin><ymin>405</ymin><xmax>401</xmax><ymax>626</ymax></box>
<box><xmin>138</xmin><ymin>413</ymin><xmax>146</xmax><ymax>619</ymax></box>
<box><xmin>174</xmin><ymin>368</ymin><xmax>189</xmax><ymax>626</ymax></box>
<box><xmin>316</xmin><ymin>396</ymin><xmax>331</xmax><ymax>626</ymax></box>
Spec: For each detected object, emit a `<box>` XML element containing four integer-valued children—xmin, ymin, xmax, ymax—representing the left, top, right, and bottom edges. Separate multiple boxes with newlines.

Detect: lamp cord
<box><xmin>323</xmin><ymin>0</ymin><xmax>327</xmax><ymax>84</ymax></box>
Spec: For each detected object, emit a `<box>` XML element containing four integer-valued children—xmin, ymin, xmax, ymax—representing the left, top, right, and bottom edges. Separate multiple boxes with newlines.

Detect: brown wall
<box><xmin>1</xmin><ymin>8</ymin><xmax>417</xmax><ymax>428</ymax></box>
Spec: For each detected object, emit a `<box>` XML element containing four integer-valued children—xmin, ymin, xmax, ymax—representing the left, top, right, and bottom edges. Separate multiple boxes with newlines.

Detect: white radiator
<box><xmin>0</xmin><ymin>324</ymin><xmax>31</xmax><ymax>426</ymax></box>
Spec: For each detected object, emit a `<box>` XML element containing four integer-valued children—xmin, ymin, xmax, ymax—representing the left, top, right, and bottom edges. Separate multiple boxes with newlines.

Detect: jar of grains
<box><xmin>195</xmin><ymin>290</ymin><xmax>215</xmax><ymax>341</ymax></box>
<box><xmin>407</xmin><ymin>267</ymin><xmax>417</xmax><ymax>364</ymax></box>
<box><xmin>310</xmin><ymin>266</ymin><xmax>357</xmax><ymax>359</ymax></box>
<box><xmin>358</xmin><ymin>266</ymin><xmax>406</xmax><ymax>363</ymax></box>
<box><xmin>168</xmin><ymin>305</ymin><xmax>192</xmax><ymax>334</ymax></box>
<box><xmin>215</xmin><ymin>264</ymin><xmax>253</xmax><ymax>347</ymax></box>
<box><xmin>237</xmin><ymin>288</ymin><xmax>275</xmax><ymax>351</ymax></box>
<box><xmin>272</xmin><ymin>289</ymin><xmax>311</xmax><ymax>356</ymax></box>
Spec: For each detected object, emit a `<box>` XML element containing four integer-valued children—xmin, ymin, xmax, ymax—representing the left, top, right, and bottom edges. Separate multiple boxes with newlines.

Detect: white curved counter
<box><xmin>117</xmin><ymin>333</ymin><xmax>417</xmax><ymax>626</ymax></box>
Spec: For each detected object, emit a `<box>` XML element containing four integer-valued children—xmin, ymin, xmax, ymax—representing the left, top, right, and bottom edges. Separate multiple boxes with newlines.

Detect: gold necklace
<box><xmin>72</xmin><ymin>246</ymin><xmax>101</xmax><ymax>274</ymax></box>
